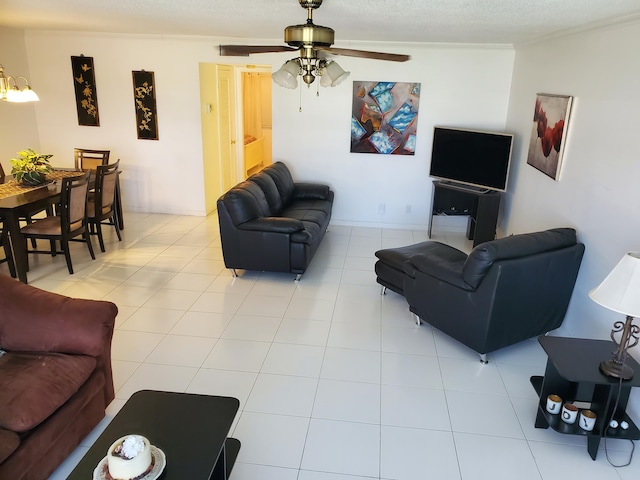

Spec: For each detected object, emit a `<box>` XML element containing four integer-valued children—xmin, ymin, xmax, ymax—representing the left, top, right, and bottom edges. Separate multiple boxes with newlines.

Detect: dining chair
<box><xmin>20</xmin><ymin>170</ymin><xmax>95</xmax><ymax>274</ymax></box>
<box><xmin>0</xmin><ymin>221</ymin><xmax>17</xmax><ymax>278</ymax></box>
<box><xmin>1</xmin><ymin>160</ymin><xmax>52</xmax><ymax>247</ymax></box>
<box><xmin>74</xmin><ymin>148</ymin><xmax>110</xmax><ymax>171</ymax></box>
<box><xmin>88</xmin><ymin>160</ymin><xmax>121</xmax><ymax>252</ymax></box>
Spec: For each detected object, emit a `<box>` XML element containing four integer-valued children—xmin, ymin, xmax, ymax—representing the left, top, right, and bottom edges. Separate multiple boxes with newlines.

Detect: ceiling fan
<box><xmin>219</xmin><ymin>0</ymin><xmax>410</xmax><ymax>88</ymax></box>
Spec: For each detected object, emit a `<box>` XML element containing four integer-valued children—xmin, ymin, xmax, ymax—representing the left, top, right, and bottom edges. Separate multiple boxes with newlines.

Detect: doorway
<box><xmin>199</xmin><ymin>63</ymin><xmax>272</xmax><ymax>215</ymax></box>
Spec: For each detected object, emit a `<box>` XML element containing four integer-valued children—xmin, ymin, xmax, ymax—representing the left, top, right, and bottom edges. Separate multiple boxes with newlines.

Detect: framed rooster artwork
<box><xmin>527</xmin><ymin>93</ymin><xmax>573</xmax><ymax>180</ymax></box>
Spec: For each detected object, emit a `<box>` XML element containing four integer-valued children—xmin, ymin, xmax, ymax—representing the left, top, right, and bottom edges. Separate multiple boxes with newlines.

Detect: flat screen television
<box><xmin>429</xmin><ymin>126</ymin><xmax>514</xmax><ymax>192</ymax></box>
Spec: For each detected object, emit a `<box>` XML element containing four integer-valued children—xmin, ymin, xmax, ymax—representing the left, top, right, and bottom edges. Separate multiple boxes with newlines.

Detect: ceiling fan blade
<box><xmin>319</xmin><ymin>47</ymin><xmax>410</xmax><ymax>62</ymax></box>
<box><xmin>219</xmin><ymin>45</ymin><xmax>298</xmax><ymax>56</ymax></box>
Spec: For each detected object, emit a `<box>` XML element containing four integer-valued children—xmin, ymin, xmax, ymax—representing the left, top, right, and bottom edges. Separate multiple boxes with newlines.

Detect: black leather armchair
<box><xmin>402</xmin><ymin>228</ymin><xmax>585</xmax><ymax>362</ymax></box>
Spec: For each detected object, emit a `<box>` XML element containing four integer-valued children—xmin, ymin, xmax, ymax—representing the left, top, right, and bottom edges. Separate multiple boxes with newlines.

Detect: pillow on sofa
<box><xmin>0</xmin><ymin>352</ymin><xmax>96</xmax><ymax>432</ymax></box>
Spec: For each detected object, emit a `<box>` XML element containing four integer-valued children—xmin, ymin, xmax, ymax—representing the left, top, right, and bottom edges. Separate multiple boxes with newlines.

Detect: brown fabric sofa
<box><xmin>0</xmin><ymin>274</ymin><xmax>117</xmax><ymax>480</ymax></box>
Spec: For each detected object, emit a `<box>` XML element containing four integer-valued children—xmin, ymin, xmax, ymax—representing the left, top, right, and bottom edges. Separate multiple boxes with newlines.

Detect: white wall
<box><xmin>11</xmin><ymin>30</ymin><xmax>514</xmax><ymax>222</ymax></box>
<box><xmin>505</xmin><ymin>21</ymin><xmax>640</xmax><ymax>415</ymax></box>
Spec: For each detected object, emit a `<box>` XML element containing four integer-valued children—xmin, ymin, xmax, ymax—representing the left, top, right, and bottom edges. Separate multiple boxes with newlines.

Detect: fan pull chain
<box><xmin>299</xmin><ymin>80</ymin><xmax>303</xmax><ymax>112</ymax></box>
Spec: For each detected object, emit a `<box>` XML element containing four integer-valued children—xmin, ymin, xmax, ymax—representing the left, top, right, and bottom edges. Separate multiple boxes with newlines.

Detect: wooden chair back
<box><xmin>74</xmin><ymin>148</ymin><xmax>110</xmax><ymax>171</ymax></box>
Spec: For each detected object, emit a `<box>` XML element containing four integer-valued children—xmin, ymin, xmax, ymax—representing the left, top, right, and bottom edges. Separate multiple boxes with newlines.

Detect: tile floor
<box><xmin>3</xmin><ymin>212</ymin><xmax>638</xmax><ymax>479</ymax></box>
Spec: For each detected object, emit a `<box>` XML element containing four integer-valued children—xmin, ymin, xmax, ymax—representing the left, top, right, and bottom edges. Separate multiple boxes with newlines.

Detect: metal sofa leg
<box><xmin>295</xmin><ymin>273</ymin><xmax>302</xmax><ymax>282</ymax></box>
<box><xmin>413</xmin><ymin>313</ymin><xmax>422</xmax><ymax>326</ymax></box>
<box><xmin>381</xmin><ymin>286</ymin><xmax>387</xmax><ymax>295</ymax></box>
<box><xmin>479</xmin><ymin>354</ymin><xmax>488</xmax><ymax>364</ymax></box>
<box><xmin>231</xmin><ymin>268</ymin><xmax>237</xmax><ymax>277</ymax></box>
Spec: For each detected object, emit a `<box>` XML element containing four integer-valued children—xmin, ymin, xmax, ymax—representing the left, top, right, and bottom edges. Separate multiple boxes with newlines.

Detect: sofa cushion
<box><xmin>0</xmin><ymin>352</ymin><xmax>96</xmax><ymax>432</ymax></box>
<box><xmin>0</xmin><ymin>428</ymin><xmax>19</xmax><ymax>463</ymax></box>
<box><xmin>249</xmin><ymin>171</ymin><xmax>283</xmax><ymax>214</ymax></box>
<box><xmin>280</xmin><ymin>207</ymin><xmax>328</xmax><ymax>227</ymax></box>
<box><xmin>290</xmin><ymin>221</ymin><xmax>321</xmax><ymax>245</ymax></box>
<box><xmin>222</xmin><ymin>181</ymin><xmax>271</xmax><ymax>226</ymax></box>
<box><xmin>462</xmin><ymin>228</ymin><xmax>577</xmax><ymax>289</ymax></box>
<box><xmin>262</xmin><ymin>162</ymin><xmax>295</xmax><ymax>205</ymax></box>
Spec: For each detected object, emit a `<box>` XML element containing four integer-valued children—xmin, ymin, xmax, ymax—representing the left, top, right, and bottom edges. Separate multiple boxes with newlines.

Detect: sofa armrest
<box><xmin>239</xmin><ymin>217</ymin><xmax>304</xmax><ymax>234</ymax></box>
<box><xmin>403</xmin><ymin>248</ymin><xmax>472</xmax><ymax>291</ymax></box>
<box><xmin>293</xmin><ymin>183</ymin><xmax>331</xmax><ymax>200</ymax></box>
<box><xmin>0</xmin><ymin>276</ymin><xmax>117</xmax><ymax>357</ymax></box>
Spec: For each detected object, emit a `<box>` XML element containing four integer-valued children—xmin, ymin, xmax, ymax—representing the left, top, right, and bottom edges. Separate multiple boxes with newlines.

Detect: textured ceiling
<box><xmin>0</xmin><ymin>0</ymin><xmax>639</xmax><ymax>45</ymax></box>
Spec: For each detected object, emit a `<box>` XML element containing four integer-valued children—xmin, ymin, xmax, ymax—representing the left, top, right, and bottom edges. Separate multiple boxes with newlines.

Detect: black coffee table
<box><xmin>68</xmin><ymin>390</ymin><xmax>240</xmax><ymax>480</ymax></box>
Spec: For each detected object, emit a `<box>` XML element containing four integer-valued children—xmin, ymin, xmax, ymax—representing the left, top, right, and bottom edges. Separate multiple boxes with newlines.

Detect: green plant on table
<box><xmin>10</xmin><ymin>148</ymin><xmax>54</xmax><ymax>185</ymax></box>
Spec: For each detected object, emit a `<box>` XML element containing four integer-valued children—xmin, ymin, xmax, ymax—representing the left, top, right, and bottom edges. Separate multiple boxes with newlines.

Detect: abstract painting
<box><xmin>527</xmin><ymin>93</ymin><xmax>573</xmax><ymax>180</ymax></box>
<box><xmin>351</xmin><ymin>81</ymin><xmax>421</xmax><ymax>155</ymax></box>
<box><xmin>71</xmin><ymin>55</ymin><xmax>100</xmax><ymax>126</ymax></box>
<box><xmin>132</xmin><ymin>70</ymin><xmax>159</xmax><ymax>140</ymax></box>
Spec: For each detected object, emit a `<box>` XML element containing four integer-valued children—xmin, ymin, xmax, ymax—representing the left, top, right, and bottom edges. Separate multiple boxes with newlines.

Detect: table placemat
<box><xmin>0</xmin><ymin>170</ymin><xmax>84</xmax><ymax>200</ymax></box>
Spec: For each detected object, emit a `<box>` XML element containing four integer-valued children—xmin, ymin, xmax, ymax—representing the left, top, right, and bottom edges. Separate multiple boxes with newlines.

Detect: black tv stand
<box><xmin>428</xmin><ymin>180</ymin><xmax>501</xmax><ymax>247</ymax></box>
<box><xmin>437</xmin><ymin>181</ymin><xmax>491</xmax><ymax>195</ymax></box>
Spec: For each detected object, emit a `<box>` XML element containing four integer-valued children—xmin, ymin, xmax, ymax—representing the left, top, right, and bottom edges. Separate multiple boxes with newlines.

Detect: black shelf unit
<box><xmin>532</xmin><ymin>336</ymin><xmax>640</xmax><ymax>460</ymax></box>
<box><xmin>428</xmin><ymin>180</ymin><xmax>501</xmax><ymax>247</ymax></box>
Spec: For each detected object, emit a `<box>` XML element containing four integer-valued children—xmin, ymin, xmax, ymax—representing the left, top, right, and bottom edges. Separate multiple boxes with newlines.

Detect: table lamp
<box><xmin>589</xmin><ymin>252</ymin><xmax>640</xmax><ymax>379</ymax></box>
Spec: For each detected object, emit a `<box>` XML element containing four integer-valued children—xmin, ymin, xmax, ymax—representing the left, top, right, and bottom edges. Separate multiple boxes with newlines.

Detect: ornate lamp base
<box><xmin>600</xmin><ymin>359</ymin><xmax>634</xmax><ymax>380</ymax></box>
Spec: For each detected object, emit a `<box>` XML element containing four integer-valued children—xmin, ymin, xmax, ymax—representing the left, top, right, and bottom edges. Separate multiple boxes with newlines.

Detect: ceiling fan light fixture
<box><xmin>272</xmin><ymin>59</ymin><xmax>300</xmax><ymax>89</ymax></box>
<box><xmin>320</xmin><ymin>60</ymin><xmax>350</xmax><ymax>87</ymax></box>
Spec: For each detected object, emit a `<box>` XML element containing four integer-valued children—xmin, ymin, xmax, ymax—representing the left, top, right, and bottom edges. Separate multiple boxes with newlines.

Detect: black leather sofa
<box><xmin>399</xmin><ymin>228</ymin><xmax>585</xmax><ymax>362</ymax></box>
<box><xmin>217</xmin><ymin>162</ymin><xmax>334</xmax><ymax>280</ymax></box>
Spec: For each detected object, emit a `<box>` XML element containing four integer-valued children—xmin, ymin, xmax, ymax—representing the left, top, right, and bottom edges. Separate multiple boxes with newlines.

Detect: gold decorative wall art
<box><xmin>71</xmin><ymin>55</ymin><xmax>100</xmax><ymax>126</ymax></box>
<box><xmin>132</xmin><ymin>70</ymin><xmax>158</xmax><ymax>140</ymax></box>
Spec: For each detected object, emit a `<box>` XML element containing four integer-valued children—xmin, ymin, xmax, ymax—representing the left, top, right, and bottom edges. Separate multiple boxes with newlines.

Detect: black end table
<box><xmin>531</xmin><ymin>336</ymin><xmax>640</xmax><ymax>460</ymax></box>
<box><xmin>68</xmin><ymin>390</ymin><xmax>240</xmax><ymax>479</ymax></box>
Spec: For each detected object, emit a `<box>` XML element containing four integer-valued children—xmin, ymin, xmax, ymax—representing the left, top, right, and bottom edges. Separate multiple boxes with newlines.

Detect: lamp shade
<box><xmin>320</xmin><ymin>60</ymin><xmax>350</xmax><ymax>87</ymax></box>
<box><xmin>272</xmin><ymin>59</ymin><xmax>300</xmax><ymax>89</ymax></box>
<box><xmin>589</xmin><ymin>252</ymin><xmax>640</xmax><ymax>317</ymax></box>
<box><xmin>20</xmin><ymin>86</ymin><xmax>39</xmax><ymax>102</ymax></box>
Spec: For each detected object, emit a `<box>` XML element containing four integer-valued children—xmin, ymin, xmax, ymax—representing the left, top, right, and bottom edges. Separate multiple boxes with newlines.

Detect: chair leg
<box><xmin>25</xmin><ymin>215</ymin><xmax>38</xmax><ymax>249</ymax></box>
<box><xmin>2</xmin><ymin>242</ymin><xmax>16</xmax><ymax>278</ymax></box>
<box><xmin>62</xmin><ymin>239</ymin><xmax>74</xmax><ymax>274</ymax></box>
<box><xmin>113</xmin><ymin>216</ymin><xmax>122</xmax><ymax>241</ymax></box>
<box><xmin>85</xmin><ymin>231</ymin><xmax>96</xmax><ymax>260</ymax></box>
<box><xmin>96</xmin><ymin>222</ymin><xmax>106</xmax><ymax>252</ymax></box>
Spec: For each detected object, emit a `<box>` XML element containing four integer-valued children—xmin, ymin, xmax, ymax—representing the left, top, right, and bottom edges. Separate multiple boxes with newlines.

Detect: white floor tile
<box><xmin>115</xmin><ymin>363</ymin><xmax>198</xmax><ymax>399</ymax></box>
<box><xmin>327</xmin><ymin>322</ymin><xmax>381</xmax><ymax>351</ymax></box>
<box><xmin>164</xmin><ymin>271</ymin><xmax>216</xmax><ymax>291</ymax></box>
<box><xmin>455</xmin><ymin>432</ymin><xmax>542</xmax><ymax>480</ymax></box>
<box><xmin>185</xmin><ymin>368</ymin><xmax>257</xmax><ymax>408</ymax></box>
<box><xmin>237</xmin><ymin>294</ymin><xmax>291</xmax><ymax>317</ymax></box>
<box><xmin>284</xmin><ymin>296</ymin><xmax>336</xmax><ymax>321</ymax></box>
<box><xmin>528</xmin><ymin>441</ymin><xmax>622</xmax><ymax>479</ymax></box>
<box><xmin>321</xmin><ymin>347</ymin><xmax>381</xmax><ymax>384</ymax></box>
<box><xmin>118</xmin><ymin>306</ymin><xmax>184</xmax><ymax>333</ymax></box>
<box><xmin>381</xmin><ymin>324</ymin><xmax>437</xmax><ymax>355</ymax></box>
<box><xmin>230</xmin><ymin>463</ymin><xmax>299</xmax><ymax>480</ymax></box>
<box><xmin>110</xmin><ymin>330</ymin><xmax>165</xmax><ymax>362</ymax></box>
<box><xmin>302</xmin><ymin>419</ymin><xmax>380</xmax><ymax>477</ymax></box>
<box><xmin>440</xmin><ymin>357</ymin><xmax>508</xmax><ymax>396</ymax></box>
<box><xmin>145</xmin><ymin>334</ymin><xmax>216</xmax><ymax>367</ymax></box>
<box><xmin>245</xmin><ymin>373</ymin><xmax>318</xmax><ymax>417</ymax></box>
<box><xmin>446</xmin><ymin>390</ymin><xmax>525</xmax><ymax>439</ymax></box>
<box><xmin>381</xmin><ymin>385</ymin><xmax>451</xmax><ymax>430</ymax></box>
<box><xmin>261</xmin><ymin>343</ymin><xmax>325</xmax><ymax>377</ymax></box>
<box><xmin>273</xmin><ymin>318</ymin><xmax>331</xmax><ymax>346</ymax></box>
<box><xmin>168</xmin><ymin>311</ymin><xmax>232</xmax><ymax>337</ymax></box>
<box><xmin>312</xmin><ymin>379</ymin><xmax>381</xmax><ymax>424</ymax></box>
<box><xmin>189</xmin><ymin>291</ymin><xmax>246</xmax><ymax>314</ymax></box>
<box><xmin>221</xmin><ymin>315</ymin><xmax>282</xmax><ymax>342</ymax></box>
<box><xmin>381</xmin><ymin>352</ymin><xmax>444</xmax><ymax>389</ymax></box>
<box><xmin>202</xmin><ymin>338</ymin><xmax>270</xmax><ymax>372</ymax></box>
<box><xmin>143</xmin><ymin>287</ymin><xmax>202</xmax><ymax>310</ymax></box>
<box><xmin>380</xmin><ymin>426</ymin><xmax>461</xmax><ymax>480</ymax></box>
<box><xmin>233</xmin><ymin>412</ymin><xmax>309</xmax><ymax>468</ymax></box>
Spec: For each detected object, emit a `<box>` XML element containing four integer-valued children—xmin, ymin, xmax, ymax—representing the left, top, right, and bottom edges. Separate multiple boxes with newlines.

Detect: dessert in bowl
<box><xmin>106</xmin><ymin>435</ymin><xmax>153</xmax><ymax>480</ymax></box>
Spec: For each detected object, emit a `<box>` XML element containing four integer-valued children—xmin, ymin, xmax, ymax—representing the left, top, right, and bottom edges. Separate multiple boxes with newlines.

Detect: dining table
<box><xmin>0</xmin><ymin>169</ymin><xmax>117</xmax><ymax>283</ymax></box>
